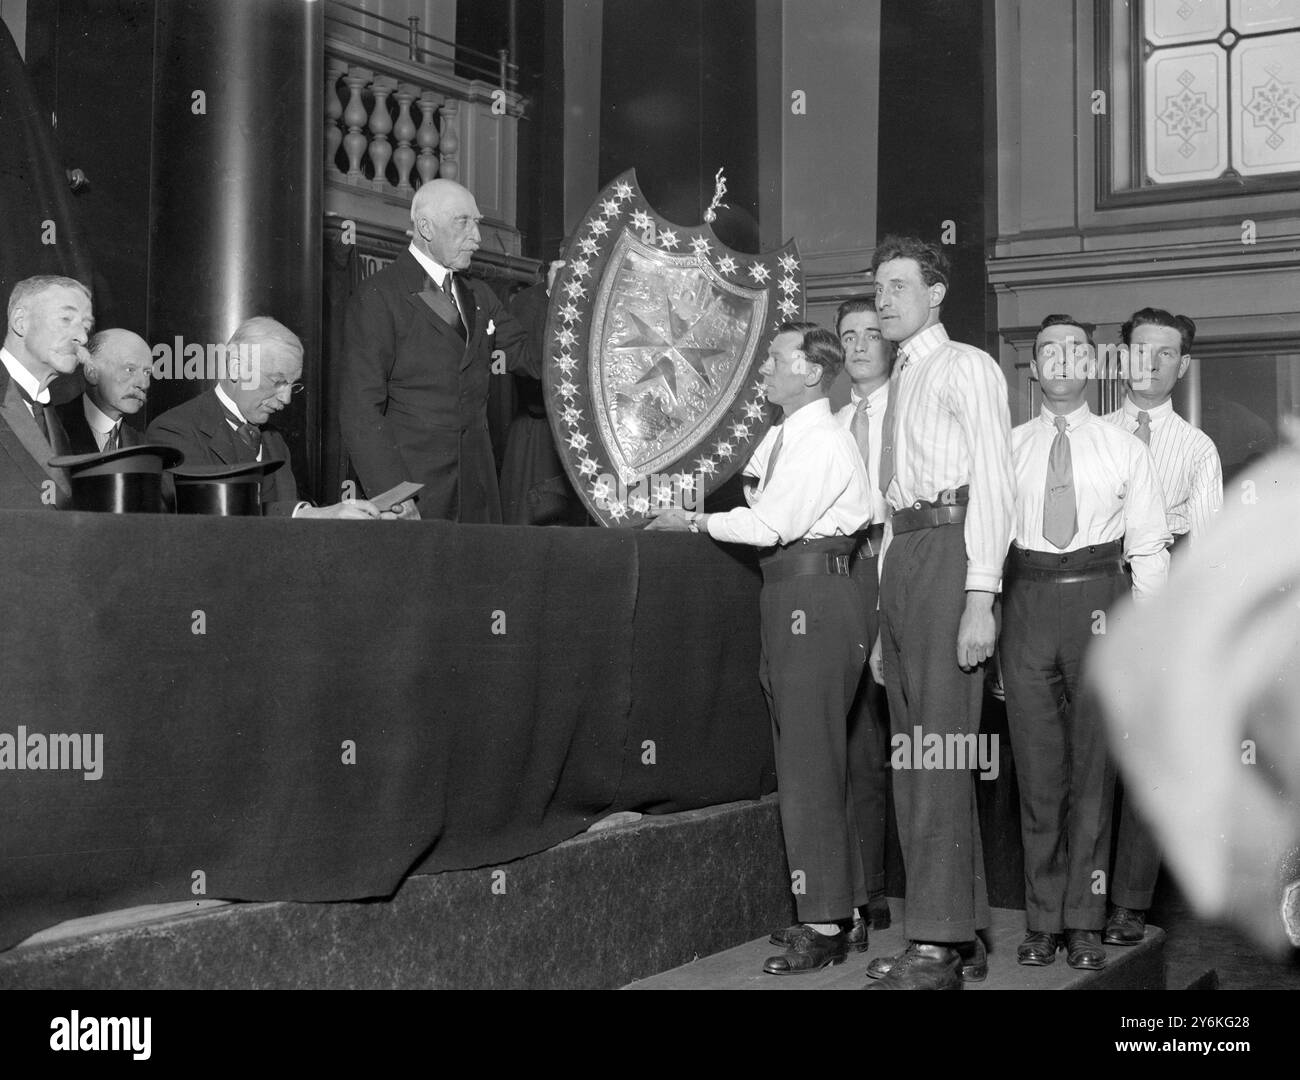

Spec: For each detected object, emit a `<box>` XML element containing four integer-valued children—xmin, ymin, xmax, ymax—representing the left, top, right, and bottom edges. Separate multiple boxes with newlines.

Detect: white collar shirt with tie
<box><xmin>1102</xmin><ymin>395</ymin><xmax>1223</xmax><ymax>543</ymax></box>
<box><xmin>836</xmin><ymin>381</ymin><xmax>890</xmax><ymax>527</ymax></box>
<box><xmin>84</xmin><ymin>395</ymin><xmax>123</xmax><ymax>452</ymax></box>
<box><xmin>1011</xmin><ymin>402</ymin><xmax>1171</xmax><ymax>601</ymax></box>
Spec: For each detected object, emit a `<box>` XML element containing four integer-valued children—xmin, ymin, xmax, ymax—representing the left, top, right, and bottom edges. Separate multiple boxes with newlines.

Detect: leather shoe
<box><xmin>1064</xmin><ymin>928</ymin><xmax>1107</xmax><ymax>970</ymax></box>
<box><xmin>770</xmin><ymin>917</ymin><xmax>867</xmax><ymax>952</ymax></box>
<box><xmin>762</xmin><ymin>925</ymin><xmax>849</xmax><ymax>975</ymax></box>
<box><xmin>862</xmin><ymin>942</ymin><xmax>961</xmax><ymax>990</ymax></box>
<box><xmin>865</xmin><ymin>934</ymin><xmax>987</xmax><ymax>982</ymax></box>
<box><xmin>1103</xmin><ymin>906</ymin><xmax>1146</xmax><ymax>946</ymax></box>
<box><xmin>1016</xmin><ymin>930</ymin><xmax>1060</xmax><ymax>966</ymax></box>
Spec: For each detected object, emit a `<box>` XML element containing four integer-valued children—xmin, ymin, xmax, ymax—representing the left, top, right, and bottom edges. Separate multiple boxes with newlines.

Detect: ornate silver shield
<box><xmin>544</xmin><ymin>169</ymin><xmax>804</xmax><ymax>527</ymax></box>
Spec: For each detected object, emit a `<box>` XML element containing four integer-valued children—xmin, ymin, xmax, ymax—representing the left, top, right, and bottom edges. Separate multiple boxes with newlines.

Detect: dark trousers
<box><xmin>1111</xmin><ymin>788</ymin><xmax>1162</xmax><ymax>910</ymax></box>
<box><xmin>848</xmin><ymin>549</ymin><xmax>889</xmax><ymax>897</ymax></box>
<box><xmin>879</xmin><ymin>524</ymin><xmax>989</xmax><ymax>942</ymax></box>
<box><xmin>759</xmin><ymin>550</ymin><xmax>870</xmax><ymax>923</ymax></box>
<box><xmin>1001</xmin><ymin>545</ymin><xmax>1126</xmax><ymax>932</ymax></box>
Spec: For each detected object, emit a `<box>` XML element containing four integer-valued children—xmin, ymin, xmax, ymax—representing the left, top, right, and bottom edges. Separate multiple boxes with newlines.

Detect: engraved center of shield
<box><xmin>595</xmin><ymin>244</ymin><xmax>759</xmax><ymax>475</ymax></box>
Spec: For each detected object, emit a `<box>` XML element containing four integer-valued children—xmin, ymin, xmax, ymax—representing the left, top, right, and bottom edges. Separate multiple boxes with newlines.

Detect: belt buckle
<box><xmin>832</xmin><ymin>552</ymin><xmax>850</xmax><ymax>576</ymax></box>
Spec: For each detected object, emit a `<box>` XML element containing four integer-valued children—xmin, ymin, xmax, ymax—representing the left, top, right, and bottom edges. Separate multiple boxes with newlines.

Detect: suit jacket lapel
<box><xmin>197</xmin><ymin>390</ymin><xmax>240</xmax><ymax>466</ymax></box>
<box><xmin>0</xmin><ymin>373</ymin><xmax>70</xmax><ymax>493</ymax></box>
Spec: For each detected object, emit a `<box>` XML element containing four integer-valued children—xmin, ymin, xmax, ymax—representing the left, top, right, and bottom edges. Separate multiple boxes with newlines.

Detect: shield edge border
<box><xmin>543</xmin><ymin>168</ymin><xmax>804</xmax><ymax>528</ymax></box>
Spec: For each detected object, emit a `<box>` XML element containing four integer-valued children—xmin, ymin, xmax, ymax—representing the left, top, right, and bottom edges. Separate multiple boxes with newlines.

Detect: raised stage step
<box><xmin>624</xmin><ymin>900</ymin><xmax>1166</xmax><ymax>989</ymax></box>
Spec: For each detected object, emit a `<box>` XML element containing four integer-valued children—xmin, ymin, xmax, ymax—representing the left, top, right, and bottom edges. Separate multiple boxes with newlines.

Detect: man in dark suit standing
<box><xmin>148</xmin><ymin>316</ymin><xmax>380</xmax><ymax>519</ymax></box>
<box><xmin>340</xmin><ymin>179</ymin><xmax>537</xmax><ymax>522</ymax></box>
<box><xmin>57</xmin><ymin>328</ymin><xmax>151</xmax><ymax>454</ymax></box>
<box><xmin>0</xmin><ymin>275</ymin><xmax>92</xmax><ymax>509</ymax></box>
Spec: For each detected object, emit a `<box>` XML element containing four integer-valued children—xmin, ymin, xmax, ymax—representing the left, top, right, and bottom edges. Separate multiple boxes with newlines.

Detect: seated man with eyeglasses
<box><xmin>148</xmin><ymin>316</ymin><xmax>381</xmax><ymax>519</ymax></box>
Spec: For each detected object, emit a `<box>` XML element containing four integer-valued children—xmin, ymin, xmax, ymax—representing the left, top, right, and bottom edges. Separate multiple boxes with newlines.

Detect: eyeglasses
<box><xmin>269</xmin><ymin>380</ymin><xmax>306</xmax><ymax>397</ymax></box>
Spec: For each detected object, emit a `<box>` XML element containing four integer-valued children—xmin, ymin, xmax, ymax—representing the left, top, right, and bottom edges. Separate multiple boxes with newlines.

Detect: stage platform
<box><xmin>0</xmin><ymin>798</ymin><xmax>794</xmax><ymax>990</ymax></box>
<box><xmin>2</xmin><ymin>794</ymin><xmax>1168</xmax><ymax>990</ymax></box>
<box><xmin>625</xmin><ymin>899</ymin><xmax>1167</xmax><ymax>990</ymax></box>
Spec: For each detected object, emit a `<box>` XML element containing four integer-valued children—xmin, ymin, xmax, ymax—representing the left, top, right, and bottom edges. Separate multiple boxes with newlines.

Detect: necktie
<box><xmin>220</xmin><ymin>404</ymin><xmax>262</xmax><ymax>461</ymax></box>
<box><xmin>878</xmin><ymin>355</ymin><xmax>904</xmax><ymax>501</ymax></box>
<box><xmin>14</xmin><ymin>382</ymin><xmax>50</xmax><ymax>443</ymax></box>
<box><xmin>443</xmin><ymin>273</ymin><xmax>466</xmax><ymax>339</ymax></box>
<box><xmin>761</xmin><ymin>425</ymin><xmax>785</xmax><ymax>491</ymax></box>
<box><xmin>1042</xmin><ymin>415</ymin><xmax>1077</xmax><ymax>549</ymax></box>
<box><xmin>1136</xmin><ymin>410</ymin><xmax>1152</xmax><ymax>446</ymax></box>
<box><xmin>850</xmin><ymin>398</ymin><xmax>871</xmax><ymax>469</ymax></box>
<box><xmin>104</xmin><ymin>422</ymin><xmax>121</xmax><ymax>453</ymax></box>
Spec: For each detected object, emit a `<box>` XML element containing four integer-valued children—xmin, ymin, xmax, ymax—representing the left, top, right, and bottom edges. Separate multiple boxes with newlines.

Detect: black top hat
<box><xmin>50</xmin><ymin>443</ymin><xmax>184</xmax><ymax>513</ymax></box>
<box><xmin>168</xmin><ymin>458</ymin><xmax>285</xmax><ymax>516</ymax></box>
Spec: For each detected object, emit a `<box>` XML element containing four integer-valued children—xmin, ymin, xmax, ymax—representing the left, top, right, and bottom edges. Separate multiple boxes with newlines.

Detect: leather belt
<box><xmin>1005</xmin><ymin>541</ymin><xmax>1126</xmax><ymax>585</ymax></box>
<box><xmin>889</xmin><ymin>486</ymin><xmax>969</xmax><ymax>535</ymax></box>
<box><xmin>854</xmin><ymin>522</ymin><xmax>887</xmax><ymax>560</ymax></box>
<box><xmin>760</xmin><ymin>551</ymin><xmax>854</xmax><ymax>584</ymax></box>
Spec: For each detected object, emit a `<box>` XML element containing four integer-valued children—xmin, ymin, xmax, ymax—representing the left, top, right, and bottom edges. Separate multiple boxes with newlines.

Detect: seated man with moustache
<box><xmin>57</xmin><ymin>328</ymin><xmax>152</xmax><ymax>453</ymax></box>
<box><xmin>147</xmin><ymin>316</ymin><xmax>382</xmax><ymax>519</ymax></box>
<box><xmin>0</xmin><ymin>274</ymin><xmax>93</xmax><ymax>509</ymax></box>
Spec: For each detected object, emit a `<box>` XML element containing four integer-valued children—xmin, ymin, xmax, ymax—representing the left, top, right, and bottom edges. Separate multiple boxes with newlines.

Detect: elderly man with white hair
<box><xmin>0</xmin><ymin>274</ymin><xmax>93</xmax><ymax>508</ymax></box>
<box><xmin>339</xmin><ymin>179</ymin><xmax>538</xmax><ymax>523</ymax></box>
<box><xmin>148</xmin><ymin>316</ymin><xmax>381</xmax><ymax>519</ymax></box>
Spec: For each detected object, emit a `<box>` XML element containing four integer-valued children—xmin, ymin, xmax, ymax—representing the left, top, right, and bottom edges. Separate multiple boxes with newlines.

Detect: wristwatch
<box><xmin>687</xmin><ymin>512</ymin><xmax>701</xmax><ymax>533</ymax></box>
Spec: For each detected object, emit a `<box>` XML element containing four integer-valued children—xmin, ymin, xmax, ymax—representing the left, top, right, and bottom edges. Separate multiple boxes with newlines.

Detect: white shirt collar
<box><xmin>779</xmin><ymin>396</ymin><xmax>832</xmax><ymax>432</ymax></box>
<box><xmin>1123</xmin><ymin>395</ymin><xmax>1174</xmax><ymax>422</ymax></box>
<box><xmin>214</xmin><ymin>383</ymin><xmax>250</xmax><ymax>424</ymax></box>
<box><xmin>0</xmin><ymin>346</ymin><xmax>51</xmax><ymax>404</ymax></box>
<box><xmin>850</xmin><ymin>381</ymin><xmax>889</xmax><ymax>412</ymax></box>
<box><xmin>84</xmin><ymin>394</ymin><xmax>118</xmax><ymax>436</ymax></box>
<box><xmin>409</xmin><ymin>243</ymin><xmax>451</xmax><ymax>287</ymax></box>
<box><xmin>1038</xmin><ymin>400</ymin><xmax>1091</xmax><ymax>431</ymax></box>
<box><xmin>898</xmin><ymin>322</ymin><xmax>949</xmax><ymax>364</ymax></box>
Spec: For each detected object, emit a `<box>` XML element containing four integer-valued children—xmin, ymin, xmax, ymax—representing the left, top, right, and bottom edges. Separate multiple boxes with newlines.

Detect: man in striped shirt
<box><xmin>1102</xmin><ymin>307</ymin><xmax>1224</xmax><ymax>948</ymax></box>
<box><xmin>1003</xmin><ymin>314</ymin><xmax>1170</xmax><ymax>971</ymax></box>
<box><xmin>863</xmin><ymin>236</ymin><xmax>1015</xmax><ymax>991</ymax></box>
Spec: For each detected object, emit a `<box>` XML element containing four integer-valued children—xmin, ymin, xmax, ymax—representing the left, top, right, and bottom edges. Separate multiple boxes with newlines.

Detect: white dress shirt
<box><xmin>836</xmin><ymin>381</ymin><xmax>889</xmax><ymax>526</ymax></box>
<box><xmin>83</xmin><ymin>395</ymin><xmax>121</xmax><ymax>451</ymax></box>
<box><xmin>707</xmin><ymin>397</ymin><xmax>872</xmax><ymax>547</ymax></box>
<box><xmin>0</xmin><ymin>346</ymin><xmax>50</xmax><ymax>413</ymax></box>
<box><xmin>1103</xmin><ymin>396</ymin><xmax>1223</xmax><ymax>543</ymax></box>
<box><xmin>882</xmin><ymin>323</ymin><xmax>1015</xmax><ymax>593</ymax></box>
<box><xmin>1012</xmin><ymin>402</ymin><xmax>1171</xmax><ymax>600</ymax></box>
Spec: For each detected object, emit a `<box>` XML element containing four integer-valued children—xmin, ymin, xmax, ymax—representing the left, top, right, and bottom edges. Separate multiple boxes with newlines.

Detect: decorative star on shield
<box><xmin>544</xmin><ymin>169</ymin><xmax>803</xmax><ymax>528</ymax></box>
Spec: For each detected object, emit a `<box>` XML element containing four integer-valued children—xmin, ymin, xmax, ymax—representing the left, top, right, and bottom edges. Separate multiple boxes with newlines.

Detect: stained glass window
<box><xmin>1099</xmin><ymin>0</ymin><xmax>1300</xmax><ymax>201</ymax></box>
<box><xmin>1144</xmin><ymin>0</ymin><xmax>1300</xmax><ymax>181</ymax></box>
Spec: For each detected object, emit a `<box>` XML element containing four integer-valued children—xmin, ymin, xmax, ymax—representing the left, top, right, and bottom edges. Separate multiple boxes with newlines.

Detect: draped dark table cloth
<box><xmin>0</xmin><ymin>512</ymin><xmax>773</xmax><ymax>949</ymax></box>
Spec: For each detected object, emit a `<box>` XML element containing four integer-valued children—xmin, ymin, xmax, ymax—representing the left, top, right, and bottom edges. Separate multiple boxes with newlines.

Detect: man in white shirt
<box><xmin>1102</xmin><ymin>307</ymin><xmax>1223</xmax><ymax>947</ymax></box>
<box><xmin>0</xmin><ymin>274</ymin><xmax>92</xmax><ymax>509</ymax></box>
<box><xmin>863</xmin><ymin>235</ymin><xmax>1015</xmax><ymax>991</ymax></box>
<box><xmin>822</xmin><ymin>296</ymin><xmax>894</xmax><ymax>937</ymax></box>
<box><xmin>649</xmin><ymin>322</ymin><xmax>874</xmax><ymax>974</ymax></box>
<box><xmin>1002</xmin><ymin>314</ymin><xmax>1170</xmax><ymax>972</ymax></box>
<box><xmin>56</xmin><ymin>329</ymin><xmax>152</xmax><ymax>454</ymax></box>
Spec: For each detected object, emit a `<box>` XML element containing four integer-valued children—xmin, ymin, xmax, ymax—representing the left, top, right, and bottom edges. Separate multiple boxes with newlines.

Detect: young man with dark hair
<box><xmin>1101</xmin><ymin>306</ymin><xmax>1223</xmax><ymax>947</ymax></box>
<box><xmin>1003</xmin><ymin>314</ymin><xmax>1170</xmax><ymax>970</ymax></box>
<box><xmin>650</xmin><ymin>321</ymin><xmax>875</xmax><ymax>974</ymax></box>
<box><xmin>862</xmin><ymin>235</ymin><xmax>1015</xmax><ymax>990</ymax></box>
